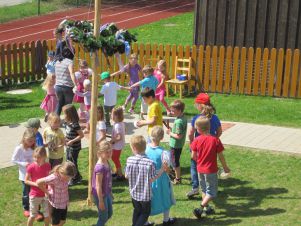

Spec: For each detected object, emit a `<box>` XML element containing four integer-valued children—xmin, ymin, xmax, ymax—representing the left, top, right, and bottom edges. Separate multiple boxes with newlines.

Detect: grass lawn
<box><xmin>1</xmin><ymin>144</ymin><xmax>301</xmax><ymax>225</ymax></box>
<box><xmin>1</xmin><ymin>83</ymin><xmax>301</xmax><ymax>128</ymax></box>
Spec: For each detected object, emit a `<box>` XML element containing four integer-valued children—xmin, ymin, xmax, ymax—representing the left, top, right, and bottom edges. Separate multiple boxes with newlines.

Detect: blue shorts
<box><xmin>198</xmin><ymin>173</ymin><xmax>218</xmax><ymax>197</ymax></box>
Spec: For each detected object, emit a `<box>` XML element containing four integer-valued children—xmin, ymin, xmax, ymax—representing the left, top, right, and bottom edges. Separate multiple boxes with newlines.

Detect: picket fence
<box><xmin>0</xmin><ymin>40</ymin><xmax>301</xmax><ymax>98</ymax></box>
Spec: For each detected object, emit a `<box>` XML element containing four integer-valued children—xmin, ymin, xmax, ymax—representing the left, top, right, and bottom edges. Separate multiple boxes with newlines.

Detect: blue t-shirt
<box><xmin>191</xmin><ymin>114</ymin><xmax>221</xmax><ymax>137</ymax></box>
<box><xmin>139</xmin><ymin>75</ymin><xmax>158</xmax><ymax>91</ymax></box>
<box><xmin>36</xmin><ymin>131</ymin><xmax>44</xmax><ymax>147</ymax></box>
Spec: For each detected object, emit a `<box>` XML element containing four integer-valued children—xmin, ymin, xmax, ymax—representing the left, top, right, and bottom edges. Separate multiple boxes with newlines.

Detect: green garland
<box><xmin>60</xmin><ymin>20</ymin><xmax>137</xmax><ymax>55</ymax></box>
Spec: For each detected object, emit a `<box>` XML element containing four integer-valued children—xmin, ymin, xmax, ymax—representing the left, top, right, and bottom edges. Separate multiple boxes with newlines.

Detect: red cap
<box><xmin>194</xmin><ymin>93</ymin><xmax>210</xmax><ymax>105</ymax></box>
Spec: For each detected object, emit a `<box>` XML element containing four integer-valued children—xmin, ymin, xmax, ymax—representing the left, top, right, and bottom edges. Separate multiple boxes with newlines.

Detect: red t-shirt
<box><xmin>190</xmin><ymin>135</ymin><xmax>224</xmax><ymax>174</ymax></box>
<box><xmin>27</xmin><ymin>162</ymin><xmax>51</xmax><ymax>197</ymax></box>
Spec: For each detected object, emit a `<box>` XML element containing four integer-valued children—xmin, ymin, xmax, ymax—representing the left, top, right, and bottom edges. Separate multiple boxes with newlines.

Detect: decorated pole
<box><xmin>87</xmin><ymin>0</ymin><xmax>101</xmax><ymax>206</ymax></box>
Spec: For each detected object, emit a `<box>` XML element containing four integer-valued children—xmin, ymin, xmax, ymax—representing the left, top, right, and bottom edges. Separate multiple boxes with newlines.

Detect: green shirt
<box><xmin>169</xmin><ymin>115</ymin><xmax>187</xmax><ymax>148</ymax></box>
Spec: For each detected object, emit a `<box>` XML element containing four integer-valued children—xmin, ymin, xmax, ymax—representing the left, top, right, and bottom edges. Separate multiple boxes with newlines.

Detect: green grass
<box><xmin>1</xmin><ymin>144</ymin><xmax>301</xmax><ymax>225</ymax></box>
<box><xmin>1</xmin><ymin>83</ymin><xmax>301</xmax><ymax>128</ymax></box>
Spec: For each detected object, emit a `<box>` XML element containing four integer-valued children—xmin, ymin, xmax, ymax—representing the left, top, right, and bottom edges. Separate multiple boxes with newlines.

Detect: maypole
<box><xmin>87</xmin><ymin>0</ymin><xmax>101</xmax><ymax>206</ymax></box>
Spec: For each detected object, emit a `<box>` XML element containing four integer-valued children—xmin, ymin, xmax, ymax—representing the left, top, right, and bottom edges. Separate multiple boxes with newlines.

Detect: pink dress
<box><xmin>154</xmin><ymin>69</ymin><xmax>166</xmax><ymax>96</ymax></box>
<box><xmin>73</xmin><ymin>69</ymin><xmax>91</xmax><ymax>103</ymax></box>
<box><xmin>40</xmin><ymin>86</ymin><xmax>57</xmax><ymax>113</ymax></box>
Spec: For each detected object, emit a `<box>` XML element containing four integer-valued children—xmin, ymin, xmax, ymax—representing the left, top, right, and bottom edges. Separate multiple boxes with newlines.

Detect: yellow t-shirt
<box><xmin>147</xmin><ymin>100</ymin><xmax>163</xmax><ymax>135</ymax></box>
<box><xmin>43</xmin><ymin>127</ymin><xmax>65</xmax><ymax>160</ymax></box>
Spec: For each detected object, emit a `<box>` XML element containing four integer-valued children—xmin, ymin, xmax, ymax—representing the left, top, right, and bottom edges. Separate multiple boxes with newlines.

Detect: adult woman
<box><xmin>55</xmin><ymin>40</ymin><xmax>77</xmax><ymax>115</ymax></box>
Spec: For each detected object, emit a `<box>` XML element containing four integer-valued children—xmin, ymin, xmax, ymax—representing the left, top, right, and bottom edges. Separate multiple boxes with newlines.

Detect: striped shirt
<box><xmin>44</xmin><ymin>174</ymin><xmax>69</xmax><ymax>209</ymax></box>
<box><xmin>125</xmin><ymin>154</ymin><xmax>156</xmax><ymax>201</ymax></box>
<box><xmin>55</xmin><ymin>58</ymin><xmax>74</xmax><ymax>87</ymax></box>
<box><xmin>65</xmin><ymin>122</ymin><xmax>81</xmax><ymax>152</ymax></box>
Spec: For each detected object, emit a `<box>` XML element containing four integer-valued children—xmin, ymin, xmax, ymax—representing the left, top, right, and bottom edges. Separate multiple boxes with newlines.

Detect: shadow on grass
<box><xmin>68</xmin><ymin>208</ymin><xmax>98</xmax><ymax>221</ymax></box>
<box><xmin>155</xmin><ymin>217</ymin><xmax>242</xmax><ymax>226</ymax></box>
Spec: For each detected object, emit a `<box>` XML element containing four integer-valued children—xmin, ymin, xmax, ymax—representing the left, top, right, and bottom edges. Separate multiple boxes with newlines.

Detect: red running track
<box><xmin>0</xmin><ymin>0</ymin><xmax>194</xmax><ymax>45</ymax></box>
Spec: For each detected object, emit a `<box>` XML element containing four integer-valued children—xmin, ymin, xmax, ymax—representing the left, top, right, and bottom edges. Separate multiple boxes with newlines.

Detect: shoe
<box><xmin>172</xmin><ymin>178</ymin><xmax>181</xmax><ymax>185</ymax></box>
<box><xmin>111</xmin><ymin>173</ymin><xmax>117</xmax><ymax>178</ymax></box>
<box><xmin>186</xmin><ymin>188</ymin><xmax>199</xmax><ymax>198</ymax></box>
<box><xmin>193</xmin><ymin>208</ymin><xmax>203</xmax><ymax>219</ymax></box>
<box><xmin>163</xmin><ymin>217</ymin><xmax>176</xmax><ymax>225</ymax></box>
<box><xmin>204</xmin><ymin>205</ymin><xmax>215</xmax><ymax>215</ymax></box>
<box><xmin>128</xmin><ymin>108</ymin><xmax>135</xmax><ymax>114</ymax></box>
<box><xmin>35</xmin><ymin>212</ymin><xmax>44</xmax><ymax>222</ymax></box>
<box><xmin>23</xmin><ymin>210</ymin><xmax>30</xmax><ymax>218</ymax></box>
<box><xmin>168</xmin><ymin>169</ymin><xmax>175</xmax><ymax>179</ymax></box>
<box><xmin>144</xmin><ymin>222</ymin><xmax>154</xmax><ymax>226</ymax></box>
<box><xmin>122</xmin><ymin>105</ymin><xmax>126</xmax><ymax>111</ymax></box>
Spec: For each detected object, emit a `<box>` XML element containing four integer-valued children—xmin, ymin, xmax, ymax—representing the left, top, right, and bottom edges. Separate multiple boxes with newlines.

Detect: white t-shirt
<box><xmin>11</xmin><ymin>144</ymin><xmax>34</xmax><ymax>181</ymax></box>
<box><xmin>96</xmin><ymin>121</ymin><xmax>106</xmax><ymax>142</ymax></box>
<box><xmin>112</xmin><ymin>122</ymin><xmax>125</xmax><ymax>150</ymax></box>
<box><xmin>100</xmin><ymin>82</ymin><xmax>121</xmax><ymax>106</ymax></box>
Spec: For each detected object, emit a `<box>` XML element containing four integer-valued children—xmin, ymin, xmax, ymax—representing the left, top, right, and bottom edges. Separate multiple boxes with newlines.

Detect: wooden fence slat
<box><xmin>151</xmin><ymin>43</ymin><xmax>158</xmax><ymax>67</ymax></box>
<box><xmin>42</xmin><ymin>40</ymin><xmax>48</xmax><ymax>79</ymax></box>
<box><xmin>7</xmin><ymin>44</ymin><xmax>12</xmax><ymax>84</ymax></box>
<box><xmin>19</xmin><ymin>43</ymin><xmax>24</xmax><ymax>83</ymax></box>
<box><xmin>145</xmin><ymin>43</ymin><xmax>151</xmax><ymax>66</ymax></box>
<box><xmin>224</xmin><ymin>46</ymin><xmax>233</xmax><ymax>93</ymax></box>
<box><xmin>268</xmin><ymin>48</ymin><xmax>277</xmax><ymax>96</ymax></box>
<box><xmin>30</xmin><ymin>41</ymin><xmax>36</xmax><ymax>82</ymax></box>
<box><xmin>298</xmin><ymin>63</ymin><xmax>301</xmax><ymax>98</ymax></box>
<box><xmin>239</xmin><ymin>47</ymin><xmax>247</xmax><ymax>94</ymax></box>
<box><xmin>138</xmin><ymin>44</ymin><xmax>145</xmax><ymax>79</ymax></box>
<box><xmin>290</xmin><ymin>49</ymin><xmax>300</xmax><ymax>97</ymax></box>
<box><xmin>159</xmin><ymin>44</ymin><xmax>164</xmax><ymax>59</ymax></box>
<box><xmin>25</xmin><ymin>42</ymin><xmax>30</xmax><ymax>82</ymax></box>
<box><xmin>47</xmin><ymin>40</ymin><xmax>53</xmax><ymax>51</ymax></box>
<box><xmin>211</xmin><ymin>46</ymin><xmax>218</xmax><ymax>92</ymax></box>
<box><xmin>246</xmin><ymin>47</ymin><xmax>254</xmax><ymax>94</ymax></box>
<box><xmin>260</xmin><ymin>48</ymin><xmax>269</xmax><ymax>95</ymax></box>
<box><xmin>204</xmin><ymin>46</ymin><xmax>211</xmax><ymax>91</ymax></box>
<box><xmin>197</xmin><ymin>45</ymin><xmax>204</xmax><ymax>91</ymax></box>
<box><xmin>282</xmin><ymin>49</ymin><xmax>292</xmax><ymax>97</ymax></box>
<box><xmin>275</xmin><ymin>48</ymin><xmax>284</xmax><ymax>96</ymax></box>
<box><xmin>253</xmin><ymin>48</ymin><xmax>262</xmax><ymax>95</ymax></box>
<box><xmin>165</xmin><ymin>44</ymin><xmax>171</xmax><ymax>80</ymax></box>
<box><xmin>0</xmin><ymin>45</ymin><xmax>6</xmax><ymax>84</ymax></box>
<box><xmin>170</xmin><ymin>45</ymin><xmax>177</xmax><ymax>93</ymax></box>
<box><xmin>185</xmin><ymin>45</ymin><xmax>192</xmax><ymax>93</ymax></box>
<box><xmin>191</xmin><ymin>45</ymin><xmax>197</xmax><ymax>91</ymax></box>
<box><xmin>217</xmin><ymin>46</ymin><xmax>225</xmax><ymax>93</ymax></box>
<box><xmin>231</xmin><ymin>47</ymin><xmax>239</xmax><ymax>94</ymax></box>
<box><xmin>12</xmin><ymin>43</ymin><xmax>18</xmax><ymax>84</ymax></box>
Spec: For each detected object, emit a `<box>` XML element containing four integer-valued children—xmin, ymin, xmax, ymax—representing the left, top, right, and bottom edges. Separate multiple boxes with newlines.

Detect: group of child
<box><xmin>12</xmin><ymin>50</ymin><xmax>231</xmax><ymax>226</ymax></box>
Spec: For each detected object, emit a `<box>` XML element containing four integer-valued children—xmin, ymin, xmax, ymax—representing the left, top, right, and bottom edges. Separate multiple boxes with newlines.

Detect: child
<box><xmin>136</xmin><ymin>89</ymin><xmax>163</xmax><ymax>140</ymax></box>
<box><xmin>110</xmin><ymin>106</ymin><xmax>126</xmax><ymax>180</ymax></box>
<box><xmin>190</xmin><ymin>116</ymin><xmax>230</xmax><ymax>218</ymax></box>
<box><xmin>11</xmin><ymin>128</ymin><xmax>36</xmax><ymax>217</ymax></box>
<box><xmin>74</xmin><ymin>60</ymin><xmax>92</xmax><ymax>118</ymax></box>
<box><xmin>125</xmin><ymin>135</ymin><xmax>166</xmax><ymax>226</ymax></box>
<box><xmin>25</xmin><ymin>118</ymin><xmax>44</xmax><ymax>147</ymax></box>
<box><xmin>99</xmin><ymin>71</ymin><xmax>129</xmax><ymax>127</ymax></box>
<box><xmin>36</xmin><ymin>162</ymin><xmax>76</xmax><ymax>226</ymax></box>
<box><xmin>186</xmin><ymin>93</ymin><xmax>222</xmax><ymax>198</ymax></box>
<box><xmin>130</xmin><ymin>65</ymin><xmax>158</xmax><ymax>119</ymax></box>
<box><xmin>166</xmin><ymin>100</ymin><xmax>187</xmax><ymax>184</ymax></box>
<box><xmin>154</xmin><ymin>60</ymin><xmax>171</xmax><ymax>115</ymax></box>
<box><xmin>145</xmin><ymin>126</ymin><xmax>176</xmax><ymax>226</ymax></box>
<box><xmin>95</xmin><ymin>105</ymin><xmax>107</xmax><ymax>143</ymax></box>
<box><xmin>111</xmin><ymin>53</ymin><xmax>141</xmax><ymax>114</ymax></box>
<box><xmin>43</xmin><ymin>113</ymin><xmax>65</xmax><ymax>168</ymax></box>
<box><xmin>45</xmin><ymin>51</ymin><xmax>56</xmax><ymax>75</ymax></box>
<box><xmin>74</xmin><ymin>79</ymin><xmax>92</xmax><ymax>123</ymax></box>
<box><xmin>63</xmin><ymin>104</ymin><xmax>84</xmax><ymax>185</ymax></box>
<box><xmin>25</xmin><ymin>147</ymin><xmax>51</xmax><ymax>226</ymax></box>
<box><xmin>40</xmin><ymin>73</ymin><xmax>57</xmax><ymax>122</ymax></box>
<box><xmin>92</xmin><ymin>141</ymin><xmax>113</xmax><ymax>226</ymax></box>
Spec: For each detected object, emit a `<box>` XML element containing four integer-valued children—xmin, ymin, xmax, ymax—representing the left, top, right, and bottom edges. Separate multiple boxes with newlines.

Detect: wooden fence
<box><xmin>1</xmin><ymin>40</ymin><xmax>301</xmax><ymax>98</ymax></box>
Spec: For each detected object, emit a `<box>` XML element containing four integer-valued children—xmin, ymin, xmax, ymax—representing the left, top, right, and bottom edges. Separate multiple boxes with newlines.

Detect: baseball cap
<box><xmin>100</xmin><ymin>71</ymin><xmax>110</xmax><ymax>80</ymax></box>
<box><xmin>25</xmin><ymin>118</ymin><xmax>41</xmax><ymax>129</ymax></box>
<box><xmin>194</xmin><ymin>93</ymin><xmax>210</xmax><ymax>105</ymax></box>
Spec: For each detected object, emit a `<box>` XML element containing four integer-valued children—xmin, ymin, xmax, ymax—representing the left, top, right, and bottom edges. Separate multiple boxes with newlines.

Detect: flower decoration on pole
<box><xmin>57</xmin><ymin>20</ymin><xmax>137</xmax><ymax>66</ymax></box>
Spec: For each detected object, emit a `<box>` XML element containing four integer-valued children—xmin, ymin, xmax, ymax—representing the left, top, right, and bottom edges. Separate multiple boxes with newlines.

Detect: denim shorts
<box><xmin>198</xmin><ymin>173</ymin><xmax>218</xmax><ymax>197</ymax></box>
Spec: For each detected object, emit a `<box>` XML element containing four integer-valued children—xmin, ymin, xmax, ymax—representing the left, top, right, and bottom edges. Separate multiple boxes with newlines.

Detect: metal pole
<box><xmin>87</xmin><ymin>0</ymin><xmax>101</xmax><ymax>206</ymax></box>
<box><xmin>38</xmin><ymin>0</ymin><xmax>41</xmax><ymax>16</ymax></box>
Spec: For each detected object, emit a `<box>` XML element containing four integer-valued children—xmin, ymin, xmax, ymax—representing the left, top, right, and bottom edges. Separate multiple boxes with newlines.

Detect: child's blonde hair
<box><xmin>142</xmin><ymin>65</ymin><xmax>154</xmax><ymax>75</ymax></box>
<box><xmin>97</xmin><ymin>105</ymin><xmax>104</xmax><ymax>121</ymax></box>
<box><xmin>47</xmin><ymin>112</ymin><xmax>61</xmax><ymax>125</ymax></box>
<box><xmin>156</xmin><ymin>59</ymin><xmax>167</xmax><ymax>74</ymax></box>
<box><xmin>195</xmin><ymin>116</ymin><xmax>210</xmax><ymax>134</ymax></box>
<box><xmin>21</xmin><ymin>128</ymin><xmax>36</xmax><ymax>149</ymax></box>
<box><xmin>42</xmin><ymin>74</ymin><xmax>55</xmax><ymax>91</ymax></box>
<box><xmin>96</xmin><ymin>140</ymin><xmax>112</xmax><ymax>155</ymax></box>
<box><xmin>130</xmin><ymin>135</ymin><xmax>146</xmax><ymax>153</ymax></box>
<box><xmin>52</xmin><ymin>161</ymin><xmax>76</xmax><ymax>178</ymax></box>
<box><xmin>150</xmin><ymin>126</ymin><xmax>164</xmax><ymax>143</ymax></box>
<box><xmin>83</xmin><ymin>79</ymin><xmax>91</xmax><ymax>89</ymax></box>
<box><xmin>33</xmin><ymin>146</ymin><xmax>47</xmax><ymax>158</ymax></box>
<box><xmin>79</xmin><ymin>59</ymin><xmax>88</xmax><ymax>68</ymax></box>
<box><xmin>200</xmin><ymin>104</ymin><xmax>216</xmax><ymax>119</ymax></box>
<box><xmin>112</xmin><ymin>106</ymin><xmax>124</xmax><ymax>122</ymax></box>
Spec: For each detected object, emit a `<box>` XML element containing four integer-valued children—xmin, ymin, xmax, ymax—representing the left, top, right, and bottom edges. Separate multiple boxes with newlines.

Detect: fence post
<box><xmin>38</xmin><ymin>0</ymin><xmax>40</xmax><ymax>15</ymax></box>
